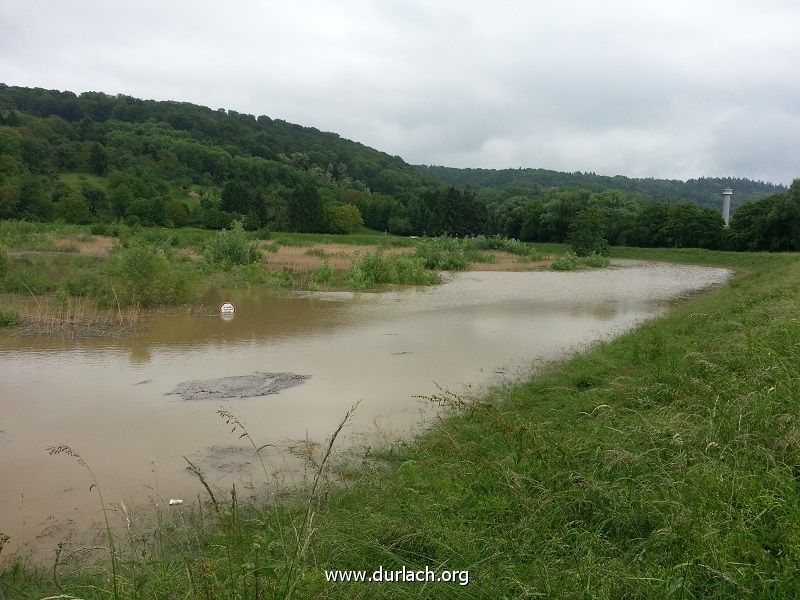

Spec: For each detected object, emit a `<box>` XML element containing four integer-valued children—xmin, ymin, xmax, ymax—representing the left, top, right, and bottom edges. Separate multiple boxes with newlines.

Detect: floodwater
<box><xmin>0</xmin><ymin>261</ymin><xmax>730</xmax><ymax>556</ymax></box>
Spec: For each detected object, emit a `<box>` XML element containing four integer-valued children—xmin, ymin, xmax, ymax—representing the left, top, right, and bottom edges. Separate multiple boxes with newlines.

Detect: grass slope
<box><xmin>2</xmin><ymin>248</ymin><xmax>800</xmax><ymax>599</ymax></box>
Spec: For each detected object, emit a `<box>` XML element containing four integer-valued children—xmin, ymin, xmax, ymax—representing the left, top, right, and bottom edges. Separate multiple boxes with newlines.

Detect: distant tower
<box><xmin>721</xmin><ymin>188</ymin><xmax>733</xmax><ymax>227</ymax></box>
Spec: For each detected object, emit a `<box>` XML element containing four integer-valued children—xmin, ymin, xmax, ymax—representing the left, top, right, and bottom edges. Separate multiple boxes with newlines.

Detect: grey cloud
<box><xmin>1</xmin><ymin>0</ymin><xmax>798</xmax><ymax>183</ymax></box>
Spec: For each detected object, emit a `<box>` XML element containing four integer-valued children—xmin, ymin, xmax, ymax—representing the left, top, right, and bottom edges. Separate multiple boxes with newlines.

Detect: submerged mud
<box><xmin>167</xmin><ymin>372</ymin><xmax>310</xmax><ymax>401</ymax></box>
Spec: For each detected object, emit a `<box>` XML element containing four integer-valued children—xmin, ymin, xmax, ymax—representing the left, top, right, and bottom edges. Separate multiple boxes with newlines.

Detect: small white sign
<box><xmin>220</xmin><ymin>301</ymin><xmax>236</xmax><ymax>316</ymax></box>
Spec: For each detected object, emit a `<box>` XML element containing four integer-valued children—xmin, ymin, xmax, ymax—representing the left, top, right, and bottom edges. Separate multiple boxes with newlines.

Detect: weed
<box><xmin>0</xmin><ymin>307</ymin><xmax>20</xmax><ymax>327</ymax></box>
<box><xmin>47</xmin><ymin>446</ymin><xmax>119</xmax><ymax>600</ymax></box>
<box><xmin>310</xmin><ymin>262</ymin><xmax>333</xmax><ymax>287</ymax></box>
<box><xmin>551</xmin><ymin>250</ymin><xmax>581</xmax><ymax>271</ymax></box>
<box><xmin>269</xmin><ymin>267</ymin><xmax>295</xmax><ymax>289</ymax></box>
<box><xmin>583</xmin><ymin>252</ymin><xmax>611</xmax><ymax>268</ymax></box>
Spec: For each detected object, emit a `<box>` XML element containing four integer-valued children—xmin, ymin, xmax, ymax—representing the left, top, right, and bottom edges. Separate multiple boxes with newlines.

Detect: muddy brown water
<box><xmin>0</xmin><ymin>261</ymin><xmax>731</xmax><ymax>557</ymax></box>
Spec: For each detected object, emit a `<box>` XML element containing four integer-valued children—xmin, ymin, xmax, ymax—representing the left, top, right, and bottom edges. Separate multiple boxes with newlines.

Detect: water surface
<box><xmin>0</xmin><ymin>261</ymin><xmax>730</xmax><ymax>554</ymax></box>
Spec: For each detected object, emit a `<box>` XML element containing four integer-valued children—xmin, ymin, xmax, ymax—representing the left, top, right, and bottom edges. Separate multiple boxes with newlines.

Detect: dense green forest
<box><xmin>1</xmin><ymin>84</ymin><xmax>798</xmax><ymax>253</ymax></box>
<box><xmin>416</xmin><ymin>164</ymin><xmax>786</xmax><ymax>211</ymax></box>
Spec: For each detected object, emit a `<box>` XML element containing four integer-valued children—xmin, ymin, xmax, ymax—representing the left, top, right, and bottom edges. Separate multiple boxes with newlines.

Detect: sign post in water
<box><xmin>219</xmin><ymin>301</ymin><xmax>236</xmax><ymax>321</ymax></box>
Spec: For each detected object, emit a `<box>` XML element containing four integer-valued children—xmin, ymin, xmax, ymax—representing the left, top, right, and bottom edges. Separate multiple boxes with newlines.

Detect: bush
<box><xmin>106</xmin><ymin>242</ymin><xmax>194</xmax><ymax>307</ymax></box>
<box><xmin>347</xmin><ymin>252</ymin><xmax>438</xmax><ymax>290</ymax></box>
<box><xmin>0</xmin><ymin>246</ymin><xmax>8</xmax><ymax>277</ymax></box>
<box><xmin>391</xmin><ymin>255</ymin><xmax>440</xmax><ymax>285</ymax></box>
<box><xmin>414</xmin><ymin>237</ymin><xmax>487</xmax><ymax>270</ymax></box>
<box><xmin>583</xmin><ymin>252</ymin><xmax>611</xmax><ymax>268</ymax></box>
<box><xmin>0</xmin><ymin>307</ymin><xmax>20</xmax><ymax>327</ymax></box>
<box><xmin>551</xmin><ymin>251</ymin><xmax>581</xmax><ymax>271</ymax></box>
<box><xmin>310</xmin><ymin>262</ymin><xmax>333</xmax><ymax>287</ymax></box>
<box><xmin>204</xmin><ymin>221</ymin><xmax>261</xmax><ymax>268</ymax></box>
<box><xmin>474</xmin><ymin>235</ymin><xmax>530</xmax><ymax>256</ymax></box>
<box><xmin>63</xmin><ymin>272</ymin><xmax>103</xmax><ymax>297</ymax></box>
<box><xmin>269</xmin><ymin>267</ymin><xmax>295</xmax><ymax>289</ymax></box>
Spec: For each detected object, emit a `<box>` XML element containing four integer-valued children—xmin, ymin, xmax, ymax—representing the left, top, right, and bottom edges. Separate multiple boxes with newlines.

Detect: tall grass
<box><xmin>46</xmin><ymin>446</ymin><xmax>119</xmax><ymax>600</ymax></box>
<box><xmin>16</xmin><ymin>295</ymin><xmax>141</xmax><ymax>336</ymax></box>
<box><xmin>414</xmin><ymin>237</ymin><xmax>492</xmax><ymax>270</ymax></box>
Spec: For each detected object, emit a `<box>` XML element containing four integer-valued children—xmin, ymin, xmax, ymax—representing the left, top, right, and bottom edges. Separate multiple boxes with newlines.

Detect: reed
<box><xmin>17</xmin><ymin>295</ymin><xmax>140</xmax><ymax>337</ymax></box>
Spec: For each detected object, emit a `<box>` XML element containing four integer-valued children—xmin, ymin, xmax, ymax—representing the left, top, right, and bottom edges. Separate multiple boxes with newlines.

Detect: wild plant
<box><xmin>550</xmin><ymin>251</ymin><xmax>581</xmax><ymax>271</ymax></box>
<box><xmin>47</xmin><ymin>445</ymin><xmax>119</xmax><ymax>600</ymax></box>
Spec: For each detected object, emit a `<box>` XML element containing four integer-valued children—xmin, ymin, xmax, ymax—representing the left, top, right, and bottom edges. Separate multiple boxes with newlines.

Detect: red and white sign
<box><xmin>219</xmin><ymin>301</ymin><xmax>236</xmax><ymax>316</ymax></box>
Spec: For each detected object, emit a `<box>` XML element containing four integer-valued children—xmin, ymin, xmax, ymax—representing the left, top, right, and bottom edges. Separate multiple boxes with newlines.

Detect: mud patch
<box><xmin>167</xmin><ymin>372</ymin><xmax>310</xmax><ymax>401</ymax></box>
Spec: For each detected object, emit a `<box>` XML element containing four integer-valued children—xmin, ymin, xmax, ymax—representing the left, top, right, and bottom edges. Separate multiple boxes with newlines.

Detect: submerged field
<box><xmin>1</xmin><ymin>234</ymin><xmax>799</xmax><ymax>599</ymax></box>
<box><xmin>0</xmin><ymin>222</ymin><xmax>559</xmax><ymax>337</ymax></box>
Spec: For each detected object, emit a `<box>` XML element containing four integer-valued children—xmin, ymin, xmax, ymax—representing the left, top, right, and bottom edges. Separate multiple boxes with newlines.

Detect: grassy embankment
<box><xmin>2</xmin><ymin>246</ymin><xmax>800</xmax><ymax>599</ymax></box>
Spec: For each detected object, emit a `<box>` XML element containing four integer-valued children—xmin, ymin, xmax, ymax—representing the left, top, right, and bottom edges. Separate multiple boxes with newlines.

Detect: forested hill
<box><xmin>416</xmin><ymin>165</ymin><xmax>786</xmax><ymax>210</ymax></box>
<box><xmin>0</xmin><ymin>84</ymin><xmax>434</xmax><ymax>197</ymax></box>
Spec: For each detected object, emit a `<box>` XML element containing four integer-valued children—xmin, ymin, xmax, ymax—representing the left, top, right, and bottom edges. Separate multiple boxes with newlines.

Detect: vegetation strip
<box><xmin>2</xmin><ymin>247</ymin><xmax>799</xmax><ymax>598</ymax></box>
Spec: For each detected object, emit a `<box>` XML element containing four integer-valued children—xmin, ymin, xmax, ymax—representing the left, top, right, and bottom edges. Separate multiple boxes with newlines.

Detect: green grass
<box><xmin>4</xmin><ymin>248</ymin><xmax>800</xmax><ymax>599</ymax></box>
<box><xmin>273</xmin><ymin>229</ymin><xmax>414</xmax><ymax>248</ymax></box>
<box><xmin>0</xmin><ymin>220</ymin><xmax>92</xmax><ymax>251</ymax></box>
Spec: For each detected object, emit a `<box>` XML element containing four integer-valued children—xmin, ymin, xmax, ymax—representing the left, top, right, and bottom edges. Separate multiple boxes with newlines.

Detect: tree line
<box><xmin>418</xmin><ymin>165</ymin><xmax>786</xmax><ymax>211</ymax></box>
<box><xmin>0</xmin><ymin>84</ymin><xmax>798</xmax><ymax>253</ymax></box>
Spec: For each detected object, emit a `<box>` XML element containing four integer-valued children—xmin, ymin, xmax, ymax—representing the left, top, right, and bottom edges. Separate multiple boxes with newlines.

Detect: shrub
<box><xmin>310</xmin><ymin>263</ymin><xmax>333</xmax><ymax>286</ymax></box>
<box><xmin>551</xmin><ymin>251</ymin><xmax>581</xmax><ymax>271</ymax></box>
<box><xmin>583</xmin><ymin>252</ymin><xmax>611</xmax><ymax>268</ymax></box>
<box><xmin>63</xmin><ymin>272</ymin><xmax>103</xmax><ymax>297</ymax></box>
<box><xmin>205</xmin><ymin>221</ymin><xmax>261</xmax><ymax>268</ymax></box>
<box><xmin>392</xmin><ymin>255</ymin><xmax>440</xmax><ymax>285</ymax></box>
<box><xmin>347</xmin><ymin>252</ymin><xmax>438</xmax><ymax>290</ymax></box>
<box><xmin>269</xmin><ymin>267</ymin><xmax>295</xmax><ymax>289</ymax></box>
<box><xmin>0</xmin><ymin>307</ymin><xmax>20</xmax><ymax>327</ymax></box>
<box><xmin>474</xmin><ymin>235</ymin><xmax>530</xmax><ymax>256</ymax></box>
<box><xmin>0</xmin><ymin>246</ymin><xmax>8</xmax><ymax>277</ymax></box>
<box><xmin>254</xmin><ymin>226</ymin><xmax>271</xmax><ymax>240</ymax></box>
<box><xmin>414</xmin><ymin>237</ymin><xmax>486</xmax><ymax>270</ymax></box>
<box><xmin>106</xmin><ymin>242</ymin><xmax>194</xmax><ymax>307</ymax></box>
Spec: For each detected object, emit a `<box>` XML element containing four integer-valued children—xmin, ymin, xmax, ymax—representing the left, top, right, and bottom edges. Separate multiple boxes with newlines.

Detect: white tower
<box><xmin>722</xmin><ymin>188</ymin><xmax>733</xmax><ymax>227</ymax></box>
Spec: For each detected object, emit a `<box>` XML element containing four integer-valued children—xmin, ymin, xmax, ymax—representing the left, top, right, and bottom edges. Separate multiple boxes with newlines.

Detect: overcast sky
<box><xmin>2</xmin><ymin>0</ymin><xmax>798</xmax><ymax>184</ymax></box>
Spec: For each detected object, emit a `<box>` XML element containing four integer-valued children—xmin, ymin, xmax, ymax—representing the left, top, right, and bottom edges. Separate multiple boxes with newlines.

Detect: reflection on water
<box><xmin>0</xmin><ymin>262</ymin><xmax>730</xmax><ymax>555</ymax></box>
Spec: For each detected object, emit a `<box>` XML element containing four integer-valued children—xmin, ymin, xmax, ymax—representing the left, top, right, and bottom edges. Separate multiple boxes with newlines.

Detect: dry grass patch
<box><xmin>261</xmin><ymin>242</ymin><xmax>553</xmax><ymax>273</ymax></box>
<box><xmin>261</xmin><ymin>243</ymin><xmax>413</xmax><ymax>272</ymax></box>
<box><xmin>53</xmin><ymin>235</ymin><xmax>115</xmax><ymax>257</ymax></box>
